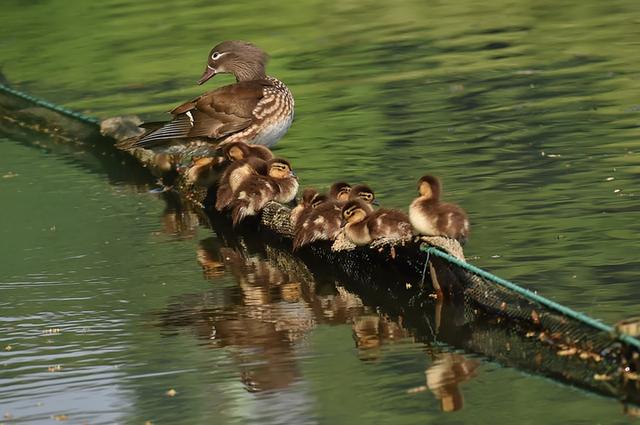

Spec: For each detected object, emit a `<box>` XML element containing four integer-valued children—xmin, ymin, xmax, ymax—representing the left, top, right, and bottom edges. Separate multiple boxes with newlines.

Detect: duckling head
<box><xmin>329</xmin><ymin>182</ymin><xmax>352</xmax><ymax>201</ymax></box>
<box><xmin>198</xmin><ymin>40</ymin><xmax>268</xmax><ymax>84</ymax></box>
<box><xmin>341</xmin><ymin>199</ymin><xmax>370</xmax><ymax>225</ymax></box>
<box><xmin>349</xmin><ymin>184</ymin><xmax>378</xmax><ymax>205</ymax></box>
<box><xmin>311</xmin><ymin>194</ymin><xmax>329</xmax><ymax>208</ymax></box>
<box><xmin>300</xmin><ymin>188</ymin><xmax>319</xmax><ymax>206</ymax></box>
<box><xmin>417</xmin><ymin>175</ymin><xmax>441</xmax><ymax>201</ymax></box>
<box><xmin>222</xmin><ymin>141</ymin><xmax>251</xmax><ymax>161</ymax></box>
<box><xmin>267</xmin><ymin>158</ymin><xmax>296</xmax><ymax>179</ymax></box>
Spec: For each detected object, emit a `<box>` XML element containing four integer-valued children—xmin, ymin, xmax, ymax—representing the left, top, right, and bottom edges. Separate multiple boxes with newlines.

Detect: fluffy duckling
<box><xmin>292</xmin><ymin>184</ymin><xmax>377</xmax><ymax>250</ymax></box>
<box><xmin>215</xmin><ymin>141</ymin><xmax>273</xmax><ymax>211</ymax></box>
<box><xmin>342</xmin><ymin>200</ymin><xmax>412</xmax><ymax>246</ymax></box>
<box><xmin>223</xmin><ymin>140</ymin><xmax>273</xmax><ymax>162</ymax></box>
<box><xmin>290</xmin><ymin>188</ymin><xmax>329</xmax><ymax>228</ymax></box>
<box><xmin>329</xmin><ymin>182</ymin><xmax>352</xmax><ymax>201</ymax></box>
<box><xmin>183</xmin><ymin>156</ymin><xmax>224</xmax><ymax>187</ymax></box>
<box><xmin>230</xmin><ymin>158</ymin><xmax>298</xmax><ymax>225</ymax></box>
<box><xmin>409</xmin><ymin>175</ymin><xmax>469</xmax><ymax>244</ymax></box>
<box><xmin>348</xmin><ymin>184</ymin><xmax>378</xmax><ymax>212</ymax></box>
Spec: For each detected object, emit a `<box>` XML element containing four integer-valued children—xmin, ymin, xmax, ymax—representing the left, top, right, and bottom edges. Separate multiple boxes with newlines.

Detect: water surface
<box><xmin>1</xmin><ymin>0</ymin><xmax>640</xmax><ymax>423</ymax></box>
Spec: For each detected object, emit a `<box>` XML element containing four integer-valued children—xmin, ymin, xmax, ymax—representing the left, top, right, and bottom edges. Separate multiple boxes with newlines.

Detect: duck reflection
<box><xmin>352</xmin><ymin>314</ymin><xmax>411</xmax><ymax>361</ymax></box>
<box><xmin>406</xmin><ymin>352</ymin><xmax>480</xmax><ymax>412</ymax></box>
<box><xmin>158</xmin><ymin>192</ymin><xmax>206</xmax><ymax>239</ymax></box>
<box><xmin>163</xmin><ymin>234</ymin><xmax>432</xmax><ymax>394</ymax></box>
<box><xmin>423</xmin><ymin>353</ymin><xmax>480</xmax><ymax>412</ymax></box>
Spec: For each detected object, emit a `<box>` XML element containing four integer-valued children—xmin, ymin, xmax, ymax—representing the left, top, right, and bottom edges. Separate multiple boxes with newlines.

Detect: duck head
<box><xmin>222</xmin><ymin>141</ymin><xmax>252</xmax><ymax>161</ymax></box>
<box><xmin>341</xmin><ymin>199</ymin><xmax>370</xmax><ymax>226</ymax></box>
<box><xmin>417</xmin><ymin>175</ymin><xmax>442</xmax><ymax>201</ymax></box>
<box><xmin>267</xmin><ymin>158</ymin><xmax>296</xmax><ymax>179</ymax></box>
<box><xmin>311</xmin><ymin>194</ymin><xmax>328</xmax><ymax>208</ymax></box>
<box><xmin>198</xmin><ymin>40</ymin><xmax>269</xmax><ymax>84</ymax></box>
<box><xmin>349</xmin><ymin>184</ymin><xmax>378</xmax><ymax>206</ymax></box>
<box><xmin>300</xmin><ymin>188</ymin><xmax>319</xmax><ymax>206</ymax></box>
<box><xmin>329</xmin><ymin>182</ymin><xmax>352</xmax><ymax>201</ymax></box>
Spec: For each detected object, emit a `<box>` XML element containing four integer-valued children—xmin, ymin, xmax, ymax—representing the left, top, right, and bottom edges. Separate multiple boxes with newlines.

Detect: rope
<box><xmin>0</xmin><ymin>83</ymin><xmax>100</xmax><ymax>125</ymax></box>
<box><xmin>420</xmin><ymin>245</ymin><xmax>640</xmax><ymax>350</ymax></box>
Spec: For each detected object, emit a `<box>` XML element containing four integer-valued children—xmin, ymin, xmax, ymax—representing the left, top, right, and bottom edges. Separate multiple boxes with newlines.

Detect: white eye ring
<box><xmin>211</xmin><ymin>52</ymin><xmax>221</xmax><ymax>60</ymax></box>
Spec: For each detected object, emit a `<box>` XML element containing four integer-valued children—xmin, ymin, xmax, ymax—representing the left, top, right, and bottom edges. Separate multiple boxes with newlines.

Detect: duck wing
<box><xmin>128</xmin><ymin>79</ymin><xmax>275</xmax><ymax>148</ymax></box>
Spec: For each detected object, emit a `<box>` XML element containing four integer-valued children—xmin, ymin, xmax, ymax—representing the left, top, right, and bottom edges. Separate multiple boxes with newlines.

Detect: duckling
<box><xmin>409</xmin><ymin>175</ymin><xmax>469</xmax><ymax>244</ymax></box>
<box><xmin>230</xmin><ymin>158</ymin><xmax>298</xmax><ymax>225</ymax></box>
<box><xmin>184</xmin><ymin>156</ymin><xmax>224</xmax><ymax>187</ymax></box>
<box><xmin>223</xmin><ymin>140</ymin><xmax>273</xmax><ymax>162</ymax></box>
<box><xmin>292</xmin><ymin>184</ymin><xmax>377</xmax><ymax>250</ymax></box>
<box><xmin>348</xmin><ymin>184</ymin><xmax>378</xmax><ymax>212</ymax></box>
<box><xmin>329</xmin><ymin>182</ymin><xmax>352</xmax><ymax>201</ymax></box>
<box><xmin>290</xmin><ymin>188</ymin><xmax>329</xmax><ymax>228</ymax></box>
<box><xmin>342</xmin><ymin>200</ymin><xmax>412</xmax><ymax>246</ymax></box>
<box><xmin>215</xmin><ymin>142</ymin><xmax>273</xmax><ymax>211</ymax></box>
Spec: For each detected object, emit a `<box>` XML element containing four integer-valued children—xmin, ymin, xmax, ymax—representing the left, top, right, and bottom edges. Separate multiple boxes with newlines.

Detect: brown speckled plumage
<box><xmin>117</xmin><ymin>41</ymin><xmax>294</xmax><ymax>157</ymax></box>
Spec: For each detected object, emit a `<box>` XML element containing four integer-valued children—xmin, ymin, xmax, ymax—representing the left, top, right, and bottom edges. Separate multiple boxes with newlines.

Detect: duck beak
<box><xmin>340</xmin><ymin>219</ymin><xmax>346</xmax><ymax>228</ymax></box>
<box><xmin>198</xmin><ymin>65</ymin><xmax>217</xmax><ymax>85</ymax></box>
<box><xmin>290</xmin><ymin>170</ymin><xmax>297</xmax><ymax>179</ymax></box>
<box><xmin>372</xmin><ymin>199</ymin><xmax>380</xmax><ymax>206</ymax></box>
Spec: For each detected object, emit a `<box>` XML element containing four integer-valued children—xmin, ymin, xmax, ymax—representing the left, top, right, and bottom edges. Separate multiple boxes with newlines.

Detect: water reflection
<box><xmin>156</xmin><ymin>199</ymin><xmax>640</xmax><ymax>410</ymax></box>
<box><xmin>424</xmin><ymin>353</ymin><xmax>480</xmax><ymax>412</ymax></box>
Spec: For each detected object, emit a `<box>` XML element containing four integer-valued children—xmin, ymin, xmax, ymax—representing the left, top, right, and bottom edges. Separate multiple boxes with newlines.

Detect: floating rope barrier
<box><xmin>0</xmin><ymin>83</ymin><xmax>100</xmax><ymax>125</ymax></box>
<box><xmin>421</xmin><ymin>245</ymin><xmax>640</xmax><ymax>350</ymax></box>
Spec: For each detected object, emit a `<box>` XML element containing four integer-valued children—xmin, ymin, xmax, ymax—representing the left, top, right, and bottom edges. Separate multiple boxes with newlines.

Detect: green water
<box><xmin>2</xmin><ymin>0</ymin><xmax>640</xmax><ymax>423</ymax></box>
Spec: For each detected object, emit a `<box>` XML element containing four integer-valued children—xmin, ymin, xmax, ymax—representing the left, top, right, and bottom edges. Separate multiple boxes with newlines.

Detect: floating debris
<box><xmin>166</xmin><ymin>388</ymin><xmax>177</xmax><ymax>397</ymax></box>
<box><xmin>2</xmin><ymin>172</ymin><xmax>18</xmax><ymax>179</ymax></box>
<box><xmin>606</xmin><ymin>177</ymin><xmax>615</xmax><ymax>181</ymax></box>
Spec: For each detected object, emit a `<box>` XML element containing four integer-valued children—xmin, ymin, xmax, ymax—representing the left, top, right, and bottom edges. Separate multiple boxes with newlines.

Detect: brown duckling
<box><xmin>290</xmin><ymin>188</ymin><xmax>329</xmax><ymax>228</ymax></box>
<box><xmin>292</xmin><ymin>184</ymin><xmax>377</xmax><ymax>250</ymax></box>
<box><xmin>329</xmin><ymin>182</ymin><xmax>352</xmax><ymax>201</ymax></box>
<box><xmin>223</xmin><ymin>140</ymin><xmax>273</xmax><ymax>162</ymax></box>
<box><xmin>409</xmin><ymin>175</ymin><xmax>469</xmax><ymax>244</ymax></box>
<box><xmin>342</xmin><ymin>200</ymin><xmax>412</xmax><ymax>246</ymax></box>
<box><xmin>215</xmin><ymin>141</ymin><xmax>273</xmax><ymax>211</ymax></box>
<box><xmin>348</xmin><ymin>184</ymin><xmax>378</xmax><ymax>212</ymax></box>
<box><xmin>183</xmin><ymin>156</ymin><xmax>224</xmax><ymax>187</ymax></box>
<box><xmin>230</xmin><ymin>158</ymin><xmax>298</xmax><ymax>225</ymax></box>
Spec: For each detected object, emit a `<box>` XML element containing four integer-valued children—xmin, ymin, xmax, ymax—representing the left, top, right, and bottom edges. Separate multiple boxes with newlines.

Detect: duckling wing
<box><xmin>129</xmin><ymin>80</ymin><xmax>275</xmax><ymax>148</ymax></box>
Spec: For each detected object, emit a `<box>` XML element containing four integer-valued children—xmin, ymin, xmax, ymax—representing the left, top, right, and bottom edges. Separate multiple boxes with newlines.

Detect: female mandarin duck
<box><xmin>215</xmin><ymin>141</ymin><xmax>273</xmax><ymax>211</ymax></box>
<box><xmin>290</xmin><ymin>188</ymin><xmax>329</xmax><ymax>228</ymax></box>
<box><xmin>292</xmin><ymin>183</ymin><xmax>377</xmax><ymax>250</ymax></box>
<box><xmin>341</xmin><ymin>200</ymin><xmax>412</xmax><ymax>246</ymax></box>
<box><xmin>230</xmin><ymin>158</ymin><xmax>298</xmax><ymax>225</ymax></box>
<box><xmin>409</xmin><ymin>175</ymin><xmax>470</xmax><ymax>244</ymax></box>
<box><xmin>119</xmin><ymin>40</ymin><xmax>294</xmax><ymax>156</ymax></box>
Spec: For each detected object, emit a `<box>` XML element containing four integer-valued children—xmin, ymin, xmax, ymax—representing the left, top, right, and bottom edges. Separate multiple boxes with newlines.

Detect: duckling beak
<box><xmin>290</xmin><ymin>170</ymin><xmax>297</xmax><ymax>179</ymax></box>
<box><xmin>340</xmin><ymin>219</ymin><xmax>346</xmax><ymax>228</ymax></box>
<box><xmin>198</xmin><ymin>65</ymin><xmax>217</xmax><ymax>85</ymax></box>
<box><xmin>372</xmin><ymin>199</ymin><xmax>380</xmax><ymax>206</ymax></box>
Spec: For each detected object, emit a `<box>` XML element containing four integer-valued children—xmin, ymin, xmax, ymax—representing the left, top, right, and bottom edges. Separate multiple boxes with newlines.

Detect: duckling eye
<box><xmin>211</xmin><ymin>52</ymin><xmax>221</xmax><ymax>60</ymax></box>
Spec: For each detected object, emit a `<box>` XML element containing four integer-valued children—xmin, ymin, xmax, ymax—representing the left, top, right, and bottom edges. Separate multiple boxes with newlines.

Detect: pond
<box><xmin>1</xmin><ymin>0</ymin><xmax>639</xmax><ymax>423</ymax></box>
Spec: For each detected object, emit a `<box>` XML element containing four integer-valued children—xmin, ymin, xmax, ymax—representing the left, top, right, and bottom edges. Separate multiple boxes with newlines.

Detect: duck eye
<box><xmin>211</xmin><ymin>52</ymin><xmax>221</xmax><ymax>60</ymax></box>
